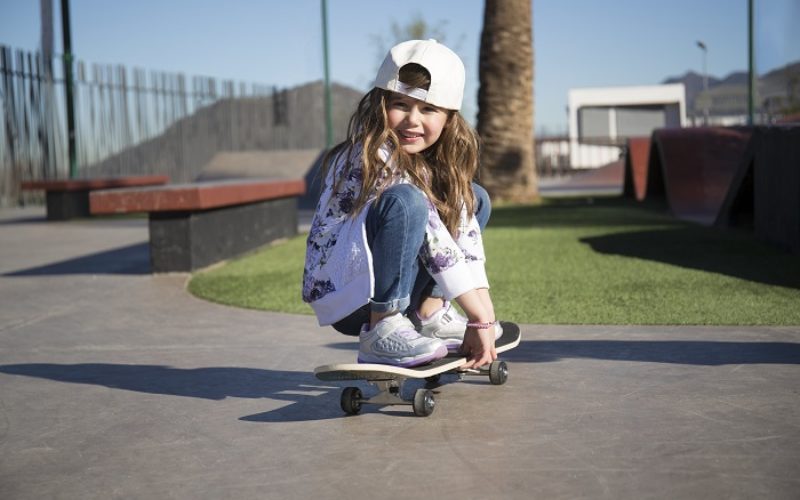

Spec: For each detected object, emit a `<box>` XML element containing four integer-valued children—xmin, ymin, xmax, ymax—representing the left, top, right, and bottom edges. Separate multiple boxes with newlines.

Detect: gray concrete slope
<box><xmin>0</xmin><ymin>208</ymin><xmax>798</xmax><ymax>499</ymax></box>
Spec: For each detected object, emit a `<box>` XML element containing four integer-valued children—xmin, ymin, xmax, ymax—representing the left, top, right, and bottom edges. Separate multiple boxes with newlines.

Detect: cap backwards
<box><xmin>373</xmin><ymin>39</ymin><xmax>465</xmax><ymax>111</ymax></box>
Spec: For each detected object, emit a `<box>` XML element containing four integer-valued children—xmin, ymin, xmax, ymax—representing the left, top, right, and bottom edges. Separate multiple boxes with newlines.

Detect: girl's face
<box><xmin>386</xmin><ymin>92</ymin><xmax>449</xmax><ymax>154</ymax></box>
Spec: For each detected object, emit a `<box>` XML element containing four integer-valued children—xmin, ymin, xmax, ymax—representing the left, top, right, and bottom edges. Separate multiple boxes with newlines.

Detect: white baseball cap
<box><xmin>373</xmin><ymin>39</ymin><xmax>465</xmax><ymax>111</ymax></box>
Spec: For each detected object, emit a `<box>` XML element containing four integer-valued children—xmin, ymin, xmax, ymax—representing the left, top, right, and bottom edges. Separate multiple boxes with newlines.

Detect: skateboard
<box><xmin>314</xmin><ymin>322</ymin><xmax>521</xmax><ymax>417</ymax></box>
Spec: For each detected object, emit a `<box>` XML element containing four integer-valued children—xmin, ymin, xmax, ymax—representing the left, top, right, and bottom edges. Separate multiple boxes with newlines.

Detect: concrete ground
<box><xmin>0</xmin><ymin>207</ymin><xmax>798</xmax><ymax>500</ymax></box>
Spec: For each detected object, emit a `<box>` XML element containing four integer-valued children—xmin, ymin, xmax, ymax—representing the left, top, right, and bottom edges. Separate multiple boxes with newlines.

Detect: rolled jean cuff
<box><xmin>369</xmin><ymin>296</ymin><xmax>410</xmax><ymax>314</ymax></box>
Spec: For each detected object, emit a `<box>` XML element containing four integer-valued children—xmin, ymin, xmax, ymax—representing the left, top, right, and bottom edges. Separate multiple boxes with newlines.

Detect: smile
<box><xmin>398</xmin><ymin>131</ymin><xmax>423</xmax><ymax>142</ymax></box>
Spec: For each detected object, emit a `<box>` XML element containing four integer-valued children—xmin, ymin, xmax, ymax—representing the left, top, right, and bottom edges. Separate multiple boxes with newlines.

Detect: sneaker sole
<box><xmin>358</xmin><ymin>344</ymin><xmax>448</xmax><ymax>368</ymax></box>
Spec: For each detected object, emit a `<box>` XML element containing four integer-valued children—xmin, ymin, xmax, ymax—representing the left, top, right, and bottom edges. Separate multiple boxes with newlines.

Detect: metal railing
<box><xmin>535</xmin><ymin>135</ymin><xmax>625</xmax><ymax>177</ymax></box>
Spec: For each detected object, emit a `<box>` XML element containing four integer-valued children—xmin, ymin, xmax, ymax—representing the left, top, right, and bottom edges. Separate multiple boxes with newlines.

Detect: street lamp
<box><xmin>696</xmin><ymin>40</ymin><xmax>709</xmax><ymax>126</ymax></box>
<box><xmin>321</xmin><ymin>0</ymin><xmax>333</xmax><ymax>148</ymax></box>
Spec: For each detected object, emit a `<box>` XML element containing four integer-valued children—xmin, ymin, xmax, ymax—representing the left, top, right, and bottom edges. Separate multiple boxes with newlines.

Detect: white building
<box><xmin>567</xmin><ymin>84</ymin><xmax>687</xmax><ymax>168</ymax></box>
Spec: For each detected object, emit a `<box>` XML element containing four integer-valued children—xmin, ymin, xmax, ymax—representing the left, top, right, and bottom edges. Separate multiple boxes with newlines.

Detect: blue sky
<box><xmin>1</xmin><ymin>0</ymin><xmax>798</xmax><ymax>133</ymax></box>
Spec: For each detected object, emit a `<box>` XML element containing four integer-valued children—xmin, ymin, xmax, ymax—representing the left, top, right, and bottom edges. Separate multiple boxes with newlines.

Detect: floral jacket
<box><xmin>302</xmin><ymin>144</ymin><xmax>488</xmax><ymax>326</ymax></box>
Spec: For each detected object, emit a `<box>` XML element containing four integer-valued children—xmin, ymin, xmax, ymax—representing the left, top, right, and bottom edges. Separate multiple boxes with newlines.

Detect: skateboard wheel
<box><xmin>412</xmin><ymin>389</ymin><xmax>435</xmax><ymax>417</ymax></box>
<box><xmin>341</xmin><ymin>387</ymin><xmax>362</xmax><ymax>415</ymax></box>
<box><xmin>488</xmin><ymin>361</ymin><xmax>508</xmax><ymax>385</ymax></box>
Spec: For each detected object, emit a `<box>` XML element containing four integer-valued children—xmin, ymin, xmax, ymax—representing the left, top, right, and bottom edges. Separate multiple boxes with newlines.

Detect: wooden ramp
<box><xmin>622</xmin><ymin>124</ymin><xmax>800</xmax><ymax>253</ymax></box>
<box><xmin>623</xmin><ymin>127</ymin><xmax>752</xmax><ymax>225</ymax></box>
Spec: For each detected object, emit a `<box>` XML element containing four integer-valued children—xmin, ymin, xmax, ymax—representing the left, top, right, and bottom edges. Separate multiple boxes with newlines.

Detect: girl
<box><xmin>302</xmin><ymin>39</ymin><xmax>499</xmax><ymax>369</ymax></box>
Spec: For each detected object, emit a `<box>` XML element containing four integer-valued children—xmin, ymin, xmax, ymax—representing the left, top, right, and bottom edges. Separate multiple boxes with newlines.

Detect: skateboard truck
<box><xmin>339</xmin><ymin>360</ymin><xmax>508</xmax><ymax>417</ymax></box>
<box><xmin>341</xmin><ymin>379</ymin><xmax>436</xmax><ymax>417</ymax></box>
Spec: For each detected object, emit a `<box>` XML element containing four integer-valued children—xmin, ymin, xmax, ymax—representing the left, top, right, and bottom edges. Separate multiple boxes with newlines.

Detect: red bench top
<box><xmin>90</xmin><ymin>178</ymin><xmax>306</xmax><ymax>214</ymax></box>
<box><xmin>21</xmin><ymin>175</ymin><xmax>169</xmax><ymax>191</ymax></box>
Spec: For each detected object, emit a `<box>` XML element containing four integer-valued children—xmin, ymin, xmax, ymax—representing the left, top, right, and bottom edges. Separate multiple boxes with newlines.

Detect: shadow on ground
<box><xmin>0</xmin><ymin>363</ymin><xmax>344</xmax><ymax>422</ymax></box>
<box><xmin>324</xmin><ymin>342</ymin><xmax>359</xmax><ymax>351</ymax></box>
<box><xmin>580</xmin><ymin>228</ymin><xmax>800</xmax><ymax>289</ymax></box>
<box><xmin>0</xmin><ymin>214</ymin><xmax>46</xmax><ymax>225</ymax></box>
<box><xmin>488</xmin><ymin>197</ymin><xmax>799</xmax><ymax>289</ymax></box>
<box><xmin>2</xmin><ymin>339</ymin><xmax>798</xmax><ymax>423</ymax></box>
<box><xmin>324</xmin><ymin>339</ymin><xmax>800</xmax><ymax>365</ymax></box>
<box><xmin>3</xmin><ymin>242</ymin><xmax>151</xmax><ymax>276</ymax></box>
<box><xmin>504</xmin><ymin>339</ymin><xmax>800</xmax><ymax>365</ymax></box>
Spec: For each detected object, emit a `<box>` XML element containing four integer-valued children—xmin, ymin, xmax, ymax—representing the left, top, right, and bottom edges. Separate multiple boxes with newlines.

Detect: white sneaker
<box><xmin>358</xmin><ymin>313</ymin><xmax>448</xmax><ymax>367</ymax></box>
<box><xmin>413</xmin><ymin>301</ymin><xmax>502</xmax><ymax>351</ymax></box>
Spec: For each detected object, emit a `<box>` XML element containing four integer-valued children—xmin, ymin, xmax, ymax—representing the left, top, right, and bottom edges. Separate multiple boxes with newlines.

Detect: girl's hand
<box><xmin>459</xmin><ymin>325</ymin><xmax>498</xmax><ymax>369</ymax></box>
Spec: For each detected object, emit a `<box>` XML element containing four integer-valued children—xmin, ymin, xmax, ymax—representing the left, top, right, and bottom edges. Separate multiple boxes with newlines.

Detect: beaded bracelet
<box><xmin>466</xmin><ymin>321</ymin><xmax>496</xmax><ymax>330</ymax></box>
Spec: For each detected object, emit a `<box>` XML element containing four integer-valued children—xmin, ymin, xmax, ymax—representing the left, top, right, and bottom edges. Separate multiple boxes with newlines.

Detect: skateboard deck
<box><xmin>315</xmin><ymin>322</ymin><xmax>521</xmax><ymax>416</ymax></box>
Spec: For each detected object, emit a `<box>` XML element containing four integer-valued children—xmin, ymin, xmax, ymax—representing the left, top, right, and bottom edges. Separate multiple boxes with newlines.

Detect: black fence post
<box><xmin>60</xmin><ymin>0</ymin><xmax>77</xmax><ymax>178</ymax></box>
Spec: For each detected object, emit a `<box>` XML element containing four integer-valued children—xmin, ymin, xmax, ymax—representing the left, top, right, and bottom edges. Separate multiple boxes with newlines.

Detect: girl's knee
<box><xmin>473</xmin><ymin>183</ymin><xmax>490</xmax><ymax>207</ymax></box>
<box><xmin>384</xmin><ymin>183</ymin><xmax>426</xmax><ymax>202</ymax></box>
<box><xmin>379</xmin><ymin>184</ymin><xmax>428</xmax><ymax>222</ymax></box>
<box><xmin>472</xmin><ymin>182</ymin><xmax>492</xmax><ymax>228</ymax></box>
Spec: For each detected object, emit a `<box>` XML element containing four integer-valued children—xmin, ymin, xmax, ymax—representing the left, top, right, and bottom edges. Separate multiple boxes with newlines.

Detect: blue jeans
<box><xmin>332</xmin><ymin>182</ymin><xmax>491</xmax><ymax>336</ymax></box>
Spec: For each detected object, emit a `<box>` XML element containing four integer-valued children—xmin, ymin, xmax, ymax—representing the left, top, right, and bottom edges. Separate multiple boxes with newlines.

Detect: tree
<box><xmin>371</xmin><ymin>13</ymin><xmax>450</xmax><ymax>63</ymax></box>
<box><xmin>477</xmin><ymin>0</ymin><xmax>537</xmax><ymax>202</ymax></box>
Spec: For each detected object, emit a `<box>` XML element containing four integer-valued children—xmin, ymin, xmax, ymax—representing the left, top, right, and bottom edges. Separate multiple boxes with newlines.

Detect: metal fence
<box><xmin>0</xmin><ymin>45</ymin><xmax>340</xmax><ymax>206</ymax></box>
<box><xmin>535</xmin><ymin>135</ymin><xmax>625</xmax><ymax>177</ymax></box>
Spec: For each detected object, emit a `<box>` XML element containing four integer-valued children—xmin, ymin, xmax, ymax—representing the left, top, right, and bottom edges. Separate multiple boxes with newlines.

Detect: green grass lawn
<box><xmin>188</xmin><ymin>197</ymin><xmax>800</xmax><ymax>325</ymax></box>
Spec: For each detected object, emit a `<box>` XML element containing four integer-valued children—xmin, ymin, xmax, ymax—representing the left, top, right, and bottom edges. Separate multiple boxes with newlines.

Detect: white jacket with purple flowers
<box><xmin>302</xmin><ymin>144</ymin><xmax>489</xmax><ymax>326</ymax></box>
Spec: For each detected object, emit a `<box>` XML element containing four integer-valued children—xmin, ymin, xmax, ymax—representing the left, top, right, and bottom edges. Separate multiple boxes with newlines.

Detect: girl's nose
<box><xmin>405</xmin><ymin>106</ymin><xmax>422</xmax><ymax>125</ymax></box>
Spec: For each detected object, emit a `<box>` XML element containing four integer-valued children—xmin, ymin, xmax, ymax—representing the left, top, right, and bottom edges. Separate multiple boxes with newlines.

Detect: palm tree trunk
<box><xmin>477</xmin><ymin>0</ymin><xmax>537</xmax><ymax>202</ymax></box>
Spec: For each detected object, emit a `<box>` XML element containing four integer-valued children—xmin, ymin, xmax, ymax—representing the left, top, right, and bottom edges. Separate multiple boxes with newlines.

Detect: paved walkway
<box><xmin>0</xmin><ymin>208</ymin><xmax>798</xmax><ymax>499</ymax></box>
<box><xmin>538</xmin><ymin>160</ymin><xmax>624</xmax><ymax>198</ymax></box>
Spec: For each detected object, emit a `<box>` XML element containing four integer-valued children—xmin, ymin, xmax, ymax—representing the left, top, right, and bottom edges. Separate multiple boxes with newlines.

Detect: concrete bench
<box><xmin>90</xmin><ymin>178</ymin><xmax>305</xmax><ymax>272</ymax></box>
<box><xmin>20</xmin><ymin>175</ymin><xmax>170</xmax><ymax>221</ymax></box>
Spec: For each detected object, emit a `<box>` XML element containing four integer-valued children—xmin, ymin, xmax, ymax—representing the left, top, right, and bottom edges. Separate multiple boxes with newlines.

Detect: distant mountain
<box><xmin>719</xmin><ymin>71</ymin><xmax>749</xmax><ymax>86</ymax></box>
<box><xmin>662</xmin><ymin>63</ymin><xmax>798</xmax><ymax>116</ymax></box>
<box><xmin>759</xmin><ymin>61</ymin><xmax>800</xmax><ymax>113</ymax></box>
<box><xmin>661</xmin><ymin>70</ymin><xmax>747</xmax><ymax>109</ymax></box>
<box><xmin>663</xmin><ymin>71</ymin><xmax>714</xmax><ymax>108</ymax></box>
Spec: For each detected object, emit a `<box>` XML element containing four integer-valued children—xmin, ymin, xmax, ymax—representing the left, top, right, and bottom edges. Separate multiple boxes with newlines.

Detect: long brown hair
<box><xmin>322</xmin><ymin>63</ymin><xmax>480</xmax><ymax>235</ymax></box>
